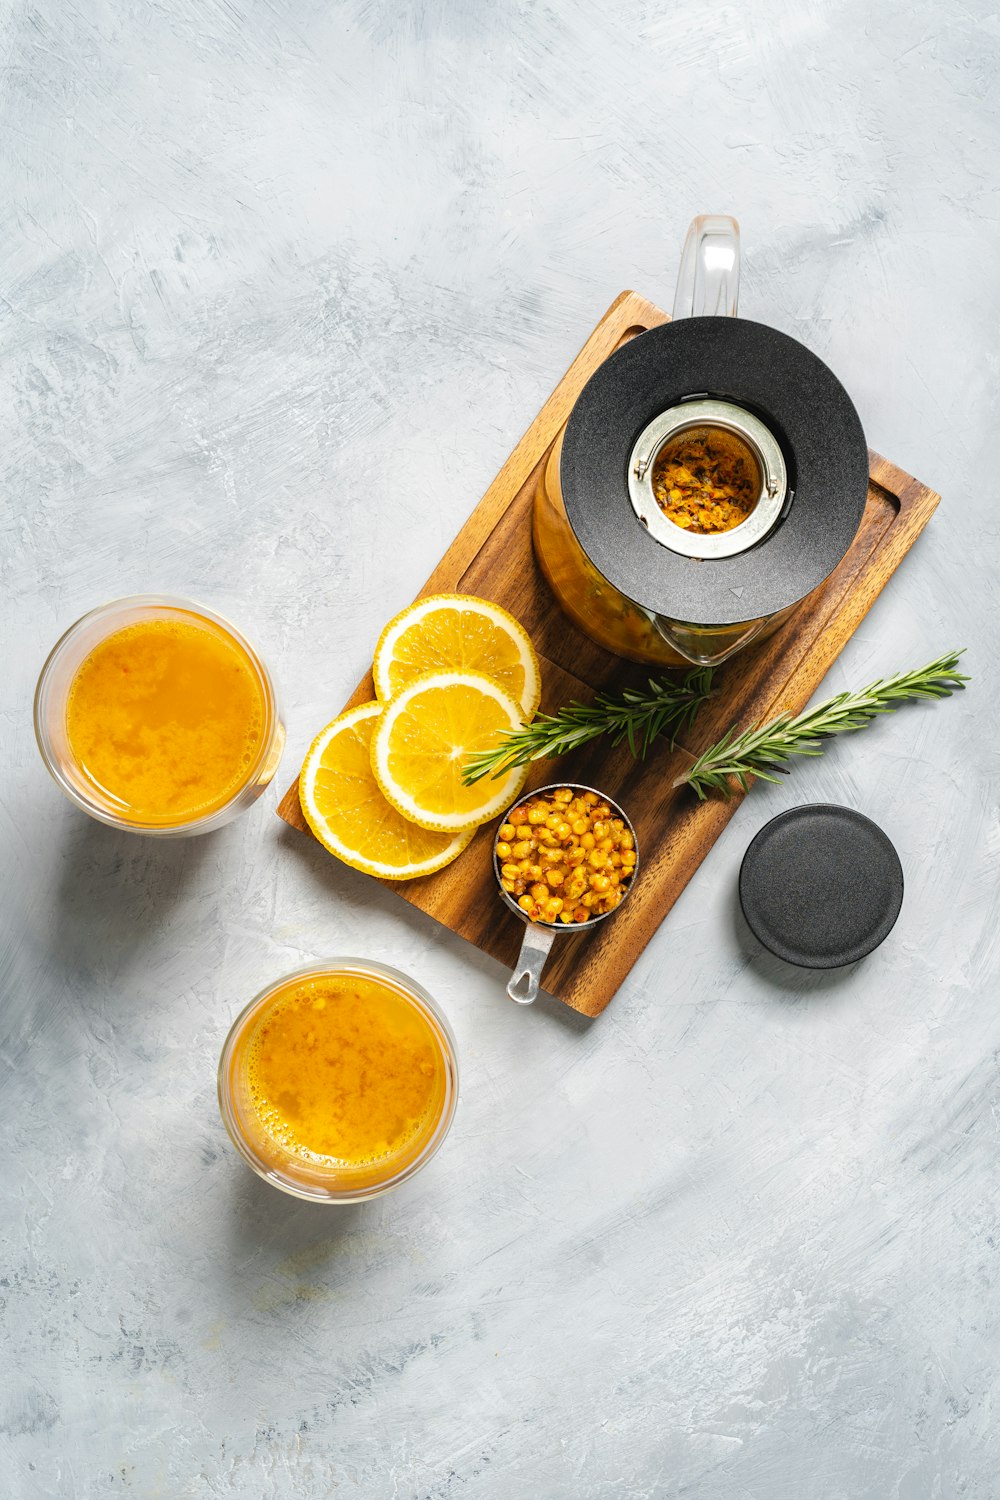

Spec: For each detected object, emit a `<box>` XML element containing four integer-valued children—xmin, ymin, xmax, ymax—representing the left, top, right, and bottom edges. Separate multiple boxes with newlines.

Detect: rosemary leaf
<box><xmin>462</xmin><ymin>666</ymin><xmax>715</xmax><ymax>784</ymax></box>
<box><xmin>674</xmin><ymin>650</ymin><xmax>968</xmax><ymax>801</ymax></box>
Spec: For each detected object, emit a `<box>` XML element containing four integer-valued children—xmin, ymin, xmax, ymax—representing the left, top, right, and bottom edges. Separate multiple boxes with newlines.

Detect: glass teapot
<box><xmin>532</xmin><ymin>215</ymin><xmax>869</xmax><ymax>668</ymax></box>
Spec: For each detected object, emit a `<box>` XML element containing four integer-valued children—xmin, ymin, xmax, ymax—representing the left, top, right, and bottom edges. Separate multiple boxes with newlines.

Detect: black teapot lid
<box><xmin>560</xmin><ymin>317</ymin><xmax>869</xmax><ymax>627</ymax></box>
<box><xmin>738</xmin><ymin>804</ymin><xmax>904</xmax><ymax>968</ymax></box>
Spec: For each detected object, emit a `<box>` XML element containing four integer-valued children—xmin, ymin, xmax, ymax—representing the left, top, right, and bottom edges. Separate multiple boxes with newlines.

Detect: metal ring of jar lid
<box><xmin>627</xmin><ymin>399</ymin><xmax>787</xmax><ymax>560</ymax></box>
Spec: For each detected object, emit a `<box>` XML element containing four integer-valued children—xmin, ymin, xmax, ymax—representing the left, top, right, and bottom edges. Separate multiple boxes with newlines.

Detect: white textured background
<box><xmin>2</xmin><ymin>2</ymin><xmax>999</xmax><ymax>1496</ymax></box>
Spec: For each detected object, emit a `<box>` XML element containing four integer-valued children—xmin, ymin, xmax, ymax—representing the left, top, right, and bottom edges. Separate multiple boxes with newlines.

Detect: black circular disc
<box><xmin>561</xmin><ymin>317</ymin><xmax>869</xmax><ymax>626</ymax></box>
<box><xmin>738</xmin><ymin>805</ymin><xmax>904</xmax><ymax>969</ymax></box>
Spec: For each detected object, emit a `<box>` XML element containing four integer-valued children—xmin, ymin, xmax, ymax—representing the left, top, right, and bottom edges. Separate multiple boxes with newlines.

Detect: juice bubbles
<box><xmin>218</xmin><ymin>962</ymin><xmax>459</xmax><ymax>1201</ymax></box>
<box><xmin>34</xmin><ymin>597</ymin><xmax>282</xmax><ymax>834</ymax></box>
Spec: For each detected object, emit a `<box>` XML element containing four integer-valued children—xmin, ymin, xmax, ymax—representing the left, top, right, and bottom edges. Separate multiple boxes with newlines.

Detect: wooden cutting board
<box><xmin>277</xmin><ymin>290</ymin><xmax>939</xmax><ymax>1016</ymax></box>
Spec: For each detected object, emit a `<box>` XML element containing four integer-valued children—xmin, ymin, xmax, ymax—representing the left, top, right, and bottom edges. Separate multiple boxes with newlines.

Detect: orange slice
<box><xmin>373</xmin><ymin>594</ymin><xmax>541</xmax><ymax>717</ymax></box>
<box><xmin>299</xmin><ymin>702</ymin><xmax>473</xmax><ymax>879</ymax></box>
<box><xmin>370</xmin><ymin>671</ymin><xmax>528</xmax><ymax>832</ymax></box>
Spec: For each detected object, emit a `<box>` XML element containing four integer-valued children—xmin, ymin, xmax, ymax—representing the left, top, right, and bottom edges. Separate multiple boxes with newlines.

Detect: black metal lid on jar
<box><xmin>560</xmin><ymin>317</ymin><xmax>870</xmax><ymax>628</ymax></box>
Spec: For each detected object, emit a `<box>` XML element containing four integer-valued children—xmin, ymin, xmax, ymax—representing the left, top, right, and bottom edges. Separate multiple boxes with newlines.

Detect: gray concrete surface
<box><xmin>2</xmin><ymin>2</ymin><xmax>998</xmax><ymax>1495</ymax></box>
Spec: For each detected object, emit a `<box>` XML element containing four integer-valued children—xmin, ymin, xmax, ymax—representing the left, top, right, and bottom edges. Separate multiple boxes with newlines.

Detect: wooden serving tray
<box><xmin>278</xmin><ymin>291</ymin><xmax>939</xmax><ymax>1016</ymax></box>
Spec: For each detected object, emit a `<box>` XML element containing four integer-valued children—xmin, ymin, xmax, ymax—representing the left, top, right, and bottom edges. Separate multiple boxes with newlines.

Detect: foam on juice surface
<box><xmin>66</xmin><ymin>613</ymin><xmax>265</xmax><ymax>824</ymax></box>
<box><xmin>245</xmin><ymin>975</ymin><xmax>446</xmax><ymax>1170</ymax></box>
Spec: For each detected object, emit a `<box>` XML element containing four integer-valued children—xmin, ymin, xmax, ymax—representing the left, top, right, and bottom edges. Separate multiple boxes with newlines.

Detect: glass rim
<box><xmin>217</xmin><ymin>958</ymin><xmax>460</xmax><ymax>1204</ymax></box>
<box><xmin>33</xmin><ymin>593</ymin><xmax>282</xmax><ymax>835</ymax></box>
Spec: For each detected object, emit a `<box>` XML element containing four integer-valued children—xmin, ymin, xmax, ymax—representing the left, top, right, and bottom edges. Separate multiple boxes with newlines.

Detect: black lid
<box><xmin>738</xmin><ymin>804</ymin><xmax>904</xmax><ymax>969</ymax></box>
<box><xmin>561</xmin><ymin>317</ymin><xmax>869</xmax><ymax>627</ymax></box>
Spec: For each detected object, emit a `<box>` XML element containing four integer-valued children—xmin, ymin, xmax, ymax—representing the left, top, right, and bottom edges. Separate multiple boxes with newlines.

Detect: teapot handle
<box><xmin>672</xmin><ymin>214</ymin><xmax>741</xmax><ymax>320</ymax></box>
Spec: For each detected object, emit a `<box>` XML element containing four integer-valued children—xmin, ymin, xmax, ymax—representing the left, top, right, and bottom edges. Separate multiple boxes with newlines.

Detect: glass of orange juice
<box><xmin>34</xmin><ymin>595</ymin><xmax>284</xmax><ymax>835</ymax></box>
<box><xmin>218</xmin><ymin>959</ymin><xmax>459</xmax><ymax>1202</ymax></box>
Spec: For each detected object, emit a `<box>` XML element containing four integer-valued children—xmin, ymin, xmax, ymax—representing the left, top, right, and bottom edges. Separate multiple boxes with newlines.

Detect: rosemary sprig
<box><xmin>462</xmin><ymin>666</ymin><xmax>715</xmax><ymax>784</ymax></box>
<box><xmin>675</xmin><ymin>650</ymin><xmax>968</xmax><ymax>801</ymax></box>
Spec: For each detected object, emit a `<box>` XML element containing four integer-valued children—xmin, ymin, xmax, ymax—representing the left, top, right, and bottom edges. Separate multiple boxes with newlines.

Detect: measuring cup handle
<box><xmin>672</xmin><ymin>214</ymin><xmax>740</xmax><ymax>320</ymax></box>
<box><xmin>507</xmin><ymin>923</ymin><xmax>557</xmax><ymax>1005</ymax></box>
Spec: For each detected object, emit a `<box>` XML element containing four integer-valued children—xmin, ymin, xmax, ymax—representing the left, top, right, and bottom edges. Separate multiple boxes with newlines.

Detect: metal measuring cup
<box><xmin>492</xmin><ymin>782</ymin><xmax>640</xmax><ymax>1005</ymax></box>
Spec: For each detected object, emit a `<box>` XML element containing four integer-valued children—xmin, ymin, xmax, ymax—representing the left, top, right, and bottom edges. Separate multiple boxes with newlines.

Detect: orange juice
<box><xmin>248</xmin><ymin>972</ymin><xmax>446</xmax><ymax>1168</ymax></box>
<box><xmin>65</xmin><ymin>611</ymin><xmax>266</xmax><ymax>826</ymax></box>
<box><xmin>219</xmin><ymin>963</ymin><xmax>458</xmax><ymax>1200</ymax></box>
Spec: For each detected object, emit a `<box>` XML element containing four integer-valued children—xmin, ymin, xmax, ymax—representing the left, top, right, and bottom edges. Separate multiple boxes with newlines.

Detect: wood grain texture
<box><xmin>277</xmin><ymin>291</ymin><xmax>940</xmax><ymax>1016</ymax></box>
